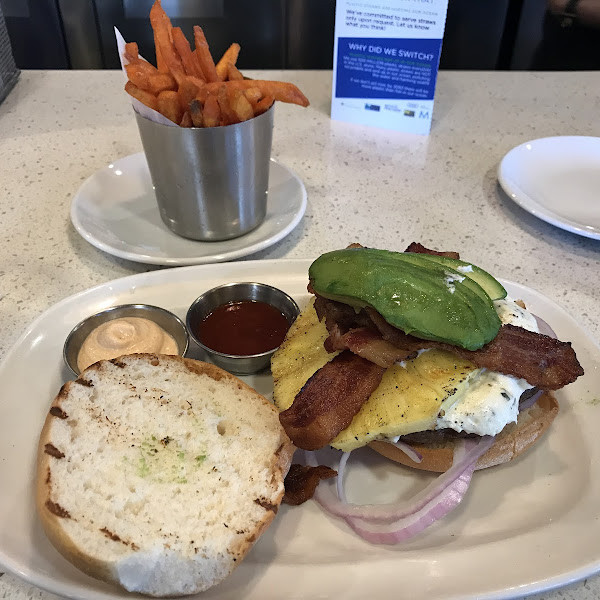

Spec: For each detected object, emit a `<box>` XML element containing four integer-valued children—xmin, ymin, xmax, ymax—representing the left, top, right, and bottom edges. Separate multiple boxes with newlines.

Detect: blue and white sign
<box><xmin>331</xmin><ymin>0</ymin><xmax>449</xmax><ymax>134</ymax></box>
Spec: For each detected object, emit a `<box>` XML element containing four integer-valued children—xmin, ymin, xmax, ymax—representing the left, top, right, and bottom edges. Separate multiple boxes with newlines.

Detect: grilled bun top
<box><xmin>37</xmin><ymin>354</ymin><xmax>294</xmax><ymax>597</ymax></box>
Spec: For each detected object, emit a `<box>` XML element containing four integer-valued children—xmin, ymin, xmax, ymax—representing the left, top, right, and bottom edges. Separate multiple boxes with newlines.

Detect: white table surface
<box><xmin>0</xmin><ymin>69</ymin><xmax>599</xmax><ymax>600</ymax></box>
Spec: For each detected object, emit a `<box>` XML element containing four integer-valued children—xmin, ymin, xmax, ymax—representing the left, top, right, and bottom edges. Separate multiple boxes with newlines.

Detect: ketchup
<box><xmin>196</xmin><ymin>301</ymin><xmax>290</xmax><ymax>355</ymax></box>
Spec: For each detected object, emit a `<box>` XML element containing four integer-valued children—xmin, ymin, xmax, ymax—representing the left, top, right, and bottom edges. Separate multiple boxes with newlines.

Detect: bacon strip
<box><xmin>405</xmin><ymin>242</ymin><xmax>460</xmax><ymax>259</ymax></box>
<box><xmin>283</xmin><ymin>464</ymin><xmax>337</xmax><ymax>505</ymax></box>
<box><xmin>366</xmin><ymin>308</ymin><xmax>583</xmax><ymax>390</ymax></box>
<box><xmin>325</xmin><ymin>325</ymin><xmax>416</xmax><ymax>368</ymax></box>
<box><xmin>279</xmin><ymin>351</ymin><xmax>385</xmax><ymax>450</ymax></box>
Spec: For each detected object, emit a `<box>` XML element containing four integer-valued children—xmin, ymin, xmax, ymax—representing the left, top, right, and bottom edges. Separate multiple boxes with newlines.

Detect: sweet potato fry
<box><xmin>124</xmin><ymin>42</ymin><xmax>140</xmax><ymax>63</ymax></box>
<box><xmin>126</xmin><ymin>60</ymin><xmax>159</xmax><ymax>77</ymax></box>
<box><xmin>193</xmin><ymin>26</ymin><xmax>219</xmax><ymax>83</ymax></box>
<box><xmin>205</xmin><ymin>80</ymin><xmax>309</xmax><ymax>107</ymax></box>
<box><xmin>202</xmin><ymin>94</ymin><xmax>221</xmax><ymax>128</ymax></box>
<box><xmin>226</xmin><ymin>62</ymin><xmax>244</xmax><ymax>81</ymax></box>
<box><xmin>150</xmin><ymin>0</ymin><xmax>186</xmax><ymax>85</ymax></box>
<box><xmin>189</xmin><ymin>99</ymin><xmax>204</xmax><ymax>127</ymax></box>
<box><xmin>230</xmin><ymin>89</ymin><xmax>254</xmax><ymax>121</ymax></box>
<box><xmin>146</xmin><ymin>72</ymin><xmax>177</xmax><ymax>94</ymax></box>
<box><xmin>171</xmin><ymin>27</ymin><xmax>204</xmax><ymax>79</ymax></box>
<box><xmin>254</xmin><ymin>94</ymin><xmax>274</xmax><ymax>115</ymax></box>
<box><xmin>186</xmin><ymin>75</ymin><xmax>206</xmax><ymax>89</ymax></box>
<box><xmin>195</xmin><ymin>85</ymin><xmax>209</xmax><ymax>103</ymax></box>
<box><xmin>157</xmin><ymin>90</ymin><xmax>183</xmax><ymax>124</ymax></box>
<box><xmin>215</xmin><ymin>43</ymin><xmax>241</xmax><ymax>80</ymax></box>
<box><xmin>125</xmin><ymin>64</ymin><xmax>151</xmax><ymax>90</ymax></box>
<box><xmin>179</xmin><ymin>111</ymin><xmax>193</xmax><ymax>127</ymax></box>
<box><xmin>216</xmin><ymin>84</ymin><xmax>239</xmax><ymax>125</ymax></box>
<box><xmin>150</xmin><ymin>1</ymin><xmax>171</xmax><ymax>72</ymax></box>
<box><xmin>243</xmin><ymin>87</ymin><xmax>262</xmax><ymax>105</ymax></box>
<box><xmin>177</xmin><ymin>77</ymin><xmax>200</xmax><ymax>112</ymax></box>
<box><xmin>125</xmin><ymin>81</ymin><xmax>158</xmax><ymax>111</ymax></box>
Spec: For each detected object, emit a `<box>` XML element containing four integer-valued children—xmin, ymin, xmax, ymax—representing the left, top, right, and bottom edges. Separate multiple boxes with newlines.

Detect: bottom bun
<box><xmin>369</xmin><ymin>392</ymin><xmax>559</xmax><ymax>473</ymax></box>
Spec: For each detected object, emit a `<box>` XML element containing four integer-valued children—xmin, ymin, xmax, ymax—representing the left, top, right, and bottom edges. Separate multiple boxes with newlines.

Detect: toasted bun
<box><xmin>369</xmin><ymin>392</ymin><xmax>558</xmax><ymax>472</ymax></box>
<box><xmin>37</xmin><ymin>354</ymin><xmax>294</xmax><ymax>597</ymax></box>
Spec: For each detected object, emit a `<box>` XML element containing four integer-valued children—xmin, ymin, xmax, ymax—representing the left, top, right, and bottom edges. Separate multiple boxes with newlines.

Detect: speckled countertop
<box><xmin>1</xmin><ymin>70</ymin><xmax>599</xmax><ymax>600</ymax></box>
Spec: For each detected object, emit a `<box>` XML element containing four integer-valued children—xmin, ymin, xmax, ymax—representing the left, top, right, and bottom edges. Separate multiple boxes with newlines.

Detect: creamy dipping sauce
<box><xmin>77</xmin><ymin>317</ymin><xmax>178</xmax><ymax>372</ymax></box>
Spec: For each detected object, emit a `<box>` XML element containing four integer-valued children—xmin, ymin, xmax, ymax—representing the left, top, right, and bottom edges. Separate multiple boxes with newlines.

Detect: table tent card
<box><xmin>331</xmin><ymin>0</ymin><xmax>449</xmax><ymax>134</ymax></box>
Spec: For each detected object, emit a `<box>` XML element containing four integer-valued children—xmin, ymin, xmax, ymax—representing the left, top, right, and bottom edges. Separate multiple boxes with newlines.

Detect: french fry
<box><xmin>171</xmin><ymin>27</ymin><xmax>204</xmax><ymax>79</ymax></box>
<box><xmin>226</xmin><ymin>62</ymin><xmax>244</xmax><ymax>81</ymax></box>
<box><xmin>216</xmin><ymin>84</ymin><xmax>239</xmax><ymax>125</ymax></box>
<box><xmin>157</xmin><ymin>90</ymin><xmax>184</xmax><ymax>124</ymax></box>
<box><xmin>150</xmin><ymin>1</ymin><xmax>171</xmax><ymax>72</ymax></box>
<box><xmin>193</xmin><ymin>26</ymin><xmax>219</xmax><ymax>83</ymax></box>
<box><xmin>150</xmin><ymin>0</ymin><xmax>186</xmax><ymax>85</ymax></box>
<box><xmin>215</xmin><ymin>43</ymin><xmax>241</xmax><ymax>81</ymax></box>
<box><xmin>202</xmin><ymin>94</ymin><xmax>221</xmax><ymax>128</ymax></box>
<box><xmin>243</xmin><ymin>87</ymin><xmax>263</xmax><ymax>105</ymax></box>
<box><xmin>230</xmin><ymin>89</ymin><xmax>254</xmax><ymax>122</ymax></box>
<box><xmin>126</xmin><ymin>60</ymin><xmax>158</xmax><ymax>78</ymax></box>
<box><xmin>177</xmin><ymin>77</ymin><xmax>200</xmax><ymax>112</ymax></box>
<box><xmin>186</xmin><ymin>75</ymin><xmax>206</xmax><ymax>89</ymax></box>
<box><xmin>189</xmin><ymin>99</ymin><xmax>204</xmax><ymax>127</ymax></box>
<box><xmin>179</xmin><ymin>111</ymin><xmax>193</xmax><ymax>127</ymax></box>
<box><xmin>125</xmin><ymin>81</ymin><xmax>159</xmax><ymax>111</ymax></box>
<box><xmin>124</xmin><ymin>0</ymin><xmax>309</xmax><ymax>127</ymax></box>
<box><xmin>125</xmin><ymin>64</ymin><xmax>151</xmax><ymax>91</ymax></box>
<box><xmin>254</xmin><ymin>95</ymin><xmax>274</xmax><ymax>116</ymax></box>
<box><xmin>205</xmin><ymin>80</ymin><xmax>309</xmax><ymax>107</ymax></box>
<box><xmin>146</xmin><ymin>72</ymin><xmax>177</xmax><ymax>94</ymax></box>
<box><xmin>124</xmin><ymin>42</ymin><xmax>140</xmax><ymax>63</ymax></box>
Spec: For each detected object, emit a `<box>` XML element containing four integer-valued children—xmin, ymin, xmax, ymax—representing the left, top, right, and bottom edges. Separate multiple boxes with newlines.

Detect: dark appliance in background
<box><xmin>0</xmin><ymin>0</ymin><xmax>69</xmax><ymax>68</ymax></box>
<box><xmin>58</xmin><ymin>0</ymin><xmax>513</xmax><ymax>70</ymax></box>
<box><xmin>60</xmin><ymin>0</ymin><xmax>287</xmax><ymax>70</ymax></box>
<box><xmin>5</xmin><ymin>0</ymin><xmax>592</xmax><ymax>71</ymax></box>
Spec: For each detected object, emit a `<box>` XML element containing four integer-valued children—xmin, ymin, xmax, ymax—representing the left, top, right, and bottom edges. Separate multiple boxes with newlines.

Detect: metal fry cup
<box><xmin>135</xmin><ymin>107</ymin><xmax>274</xmax><ymax>241</ymax></box>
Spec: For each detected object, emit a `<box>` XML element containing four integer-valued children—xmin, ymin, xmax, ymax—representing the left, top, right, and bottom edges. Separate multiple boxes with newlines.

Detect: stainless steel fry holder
<box><xmin>135</xmin><ymin>107</ymin><xmax>274</xmax><ymax>241</ymax></box>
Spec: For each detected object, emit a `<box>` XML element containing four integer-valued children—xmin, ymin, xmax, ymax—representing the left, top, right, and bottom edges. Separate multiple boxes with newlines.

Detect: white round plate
<box><xmin>1</xmin><ymin>260</ymin><xmax>600</xmax><ymax>600</ymax></box>
<box><xmin>71</xmin><ymin>153</ymin><xmax>307</xmax><ymax>265</ymax></box>
<box><xmin>498</xmin><ymin>136</ymin><xmax>600</xmax><ymax>240</ymax></box>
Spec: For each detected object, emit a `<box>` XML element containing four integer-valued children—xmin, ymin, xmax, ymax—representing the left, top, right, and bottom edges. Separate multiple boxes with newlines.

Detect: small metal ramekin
<box><xmin>186</xmin><ymin>282</ymin><xmax>299</xmax><ymax>375</ymax></box>
<box><xmin>63</xmin><ymin>304</ymin><xmax>189</xmax><ymax>377</ymax></box>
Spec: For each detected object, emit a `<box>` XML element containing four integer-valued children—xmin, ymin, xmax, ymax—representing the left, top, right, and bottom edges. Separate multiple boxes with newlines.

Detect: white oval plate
<box><xmin>71</xmin><ymin>153</ymin><xmax>307</xmax><ymax>265</ymax></box>
<box><xmin>498</xmin><ymin>136</ymin><xmax>600</xmax><ymax>240</ymax></box>
<box><xmin>0</xmin><ymin>260</ymin><xmax>599</xmax><ymax>600</ymax></box>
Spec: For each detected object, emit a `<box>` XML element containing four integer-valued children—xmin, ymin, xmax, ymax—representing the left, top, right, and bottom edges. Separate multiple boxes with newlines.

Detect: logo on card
<box><xmin>365</xmin><ymin>103</ymin><xmax>381</xmax><ymax>112</ymax></box>
<box><xmin>403</xmin><ymin>110</ymin><xmax>415</xmax><ymax>117</ymax></box>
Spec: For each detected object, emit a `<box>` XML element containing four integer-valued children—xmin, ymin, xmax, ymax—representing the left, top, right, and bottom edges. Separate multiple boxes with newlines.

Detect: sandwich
<box><xmin>271</xmin><ymin>244</ymin><xmax>583</xmax><ymax>542</ymax></box>
<box><xmin>37</xmin><ymin>354</ymin><xmax>294</xmax><ymax>596</ymax></box>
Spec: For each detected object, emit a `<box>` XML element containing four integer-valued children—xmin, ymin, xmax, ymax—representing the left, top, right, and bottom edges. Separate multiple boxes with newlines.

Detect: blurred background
<box><xmin>3</xmin><ymin>0</ymin><xmax>598</xmax><ymax>71</ymax></box>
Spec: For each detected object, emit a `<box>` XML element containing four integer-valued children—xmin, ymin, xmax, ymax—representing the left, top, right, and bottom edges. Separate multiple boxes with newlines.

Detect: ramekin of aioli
<box><xmin>77</xmin><ymin>317</ymin><xmax>178</xmax><ymax>372</ymax></box>
<box><xmin>63</xmin><ymin>304</ymin><xmax>189</xmax><ymax>377</ymax></box>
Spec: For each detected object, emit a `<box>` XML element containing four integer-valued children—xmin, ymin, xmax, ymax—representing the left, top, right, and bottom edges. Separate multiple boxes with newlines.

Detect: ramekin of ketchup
<box><xmin>186</xmin><ymin>282</ymin><xmax>299</xmax><ymax>375</ymax></box>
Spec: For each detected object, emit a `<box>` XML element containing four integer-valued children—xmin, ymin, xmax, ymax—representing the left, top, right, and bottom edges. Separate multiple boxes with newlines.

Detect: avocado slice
<box><xmin>309</xmin><ymin>248</ymin><xmax>502</xmax><ymax>350</ymax></box>
<box><xmin>403</xmin><ymin>253</ymin><xmax>506</xmax><ymax>301</ymax></box>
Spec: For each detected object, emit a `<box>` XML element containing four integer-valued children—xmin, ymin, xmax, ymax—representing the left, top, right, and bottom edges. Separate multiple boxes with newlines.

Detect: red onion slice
<box><xmin>343</xmin><ymin>464</ymin><xmax>476</xmax><ymax>544</ymax></box>
<box><xmin>533</xmin><ymin>314</ymin><xmax>557</xmax><ymax>339</ymax></box>
<box><xmin>305</xmin><ymin>435</ymin><xmax>494</xmax><ymax>525</ymax></box>
<box><xmin>519</xmin><ymin>388</ymin><xmax>543</xmax><ymax>412</ymax></box>
<box><xmin>336</xmin><ymin>452</ymin><xmax>351</xmax><ymax>501</ymax></box>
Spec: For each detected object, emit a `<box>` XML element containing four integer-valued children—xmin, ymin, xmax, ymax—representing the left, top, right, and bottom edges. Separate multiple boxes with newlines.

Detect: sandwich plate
<box><xmin>0</xmin><ymin>259</ymin><xmax>599</xmax><ymax>600</ymax></box>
